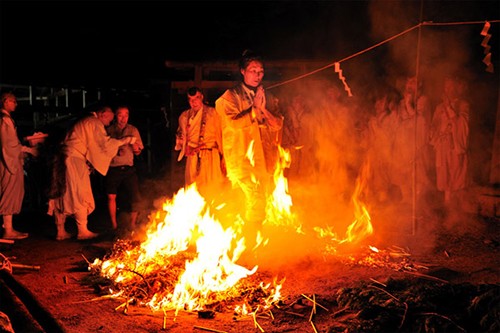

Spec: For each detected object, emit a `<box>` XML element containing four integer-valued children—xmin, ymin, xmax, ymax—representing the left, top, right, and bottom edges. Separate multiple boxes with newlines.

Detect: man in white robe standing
<box><xmin>48</xmin><ymin>105</ymin><xmax>136</xmax><ymax>240</ymax></box>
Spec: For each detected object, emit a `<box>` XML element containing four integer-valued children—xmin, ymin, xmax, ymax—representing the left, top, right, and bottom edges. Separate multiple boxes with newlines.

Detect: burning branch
<box><xmin>300</xmin><ymin>294</ymin><xmax>329</xmax><ymax>312</ymax></box>
<box><xmin>251</xmin><ymin>306</ymin><xmax>265</xmax><ymax>332</ymax></box>
<box><xmin>310</xmin><ymin>321</ymin><xmax>319</xmax><ymax>333</ymax></box>
<box><xmin>308</xmin><ymin>293</ymin><xmax>316</xmax><ymax>322</ymax></box>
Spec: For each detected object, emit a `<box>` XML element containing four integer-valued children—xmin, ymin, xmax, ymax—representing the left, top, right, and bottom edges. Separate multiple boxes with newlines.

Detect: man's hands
<box><xmin>22</xmin><ymin>146</ymin><xmax>38</xmax><ymax>157</ymax></box>
<box><xmin>132</xmin><ymin>142</ymin><xmax>142</xmax><ymax>155</ymax></box>
<box><xmin>254</xmin><ymin>86</ymin><xmax>266</xmax><ymax>110</ymax></box>
<box><xmin>119</xmin><ymin>136</ymin><xmax>142</xmax><ymax>155</ymax></box>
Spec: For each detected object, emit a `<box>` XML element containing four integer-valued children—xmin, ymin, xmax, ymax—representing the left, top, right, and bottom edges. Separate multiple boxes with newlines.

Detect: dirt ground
<box><xmin>0</xmin><ymin>185</ymin><xmax>499</xmax><ymax>333</ymax></box>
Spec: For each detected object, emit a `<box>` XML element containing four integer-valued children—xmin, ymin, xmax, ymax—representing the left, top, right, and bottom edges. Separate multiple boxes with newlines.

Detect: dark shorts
<box><xmin>105</xmin><ymin>166</ymin><xmax>141</xmax><ymax>210</ymax></box>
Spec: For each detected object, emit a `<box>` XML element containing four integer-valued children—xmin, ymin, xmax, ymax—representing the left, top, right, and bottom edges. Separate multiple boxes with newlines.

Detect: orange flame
<box><xmin>91</xmin><ymin>183</ymin><xmax>282</xmax><ymax>315</ymax></box>
<box><xmin>265</xmin><ymin>146</ymin><xmax>301</xmax><ymax>232</ymax></box>
<box><xmin>91</xmin><ymin>142</ymin><xmax>377</xmax><ymax>317</ymax></box>
<box><xmin>312</xmin><ymin>159</ymin><xmax>373</xmax><ymax>248</ymax></box>
<box><xmin>344</xmin><ymin>161</ymin><xmax>373</xmax><ymax>243</ymax></box>
<box><xmin>246</xmin><ymin>140</ymin><xmax>255</xmax><ymax>167</ymax></box>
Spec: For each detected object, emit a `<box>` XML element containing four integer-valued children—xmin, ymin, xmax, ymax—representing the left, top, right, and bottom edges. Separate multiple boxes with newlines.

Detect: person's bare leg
<box><xmin>75</xmin><ymin>211</ymin><xmax>98</xmax><ymax>240</ymax></box>
<box><xmin>107</xmin><ymin>194</ymin><xmax>118</xmax><ymax>230</ymax></box>
<box><xmin>55</xmin><ymin>211</ymin><xmax>71</xmax><ymax>240</ymax></box>
<box><xmin>2</xmin><ymin>214</ymin><xmax>28</xmax><ymax>239</ymax></box>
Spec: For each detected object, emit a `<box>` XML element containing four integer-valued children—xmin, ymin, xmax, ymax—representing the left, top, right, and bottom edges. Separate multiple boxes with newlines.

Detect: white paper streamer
<box><xmin>334</xmin><ymin>62</ymin><xmax>353</xmax><ymax>97</ymax></box>
<box><xmin>480</xmin><ymin>21</ymin><xmax>494</xmax><ymax>73</ymax></box>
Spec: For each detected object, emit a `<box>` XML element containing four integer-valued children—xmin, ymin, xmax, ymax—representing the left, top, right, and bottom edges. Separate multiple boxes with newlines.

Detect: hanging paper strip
<box><xmin>480</xmin><ymin>21</ymin><xmax>494</xmax><ymax>73</ymax></box>
<box><xmin>334</xmin><ymin>62</ymin><xmax>353</xmax><ymax>97</ymax></box>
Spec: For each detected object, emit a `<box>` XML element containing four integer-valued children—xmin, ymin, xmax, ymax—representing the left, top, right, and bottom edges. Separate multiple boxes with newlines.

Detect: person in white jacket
<box><xmin>48</xmin><ymin>105</ymin><xmax>136</xmax><ymax>240</ymax></box>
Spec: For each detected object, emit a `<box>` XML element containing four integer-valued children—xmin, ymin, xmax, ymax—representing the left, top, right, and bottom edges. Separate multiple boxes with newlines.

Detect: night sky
<box><xmin>2</xmin><ymin>0</ymin><xmax>497</xmax><ymax>90</ymax></box>
<box><xmin>0</xmin><ymin>0</ymin><xmax>498</xmax><ymax>186</ymax></box>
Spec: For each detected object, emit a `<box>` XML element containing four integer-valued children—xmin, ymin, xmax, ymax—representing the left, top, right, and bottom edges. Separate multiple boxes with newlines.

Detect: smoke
<box><xmin>254</xmin><ymin>1</ymin><xmax>499</xmax><ymax>268</ymax></box>
<box><xmin>350</xmin><ymin>0</ymin><xmax>499</xmax><ymax>254</ymax></box>
<box><xmin>132</xmin><ymin>1</ymin><xmax>498</xmax><ymax>276</ymax></box>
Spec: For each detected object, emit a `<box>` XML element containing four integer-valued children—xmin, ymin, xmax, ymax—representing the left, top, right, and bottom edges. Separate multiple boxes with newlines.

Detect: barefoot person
<box><xmin>0</xmin><ymin>92</ymin><xmax>37</xmax><ymax>239</ymax></box>
<box><xmin>215</xmin><ymin>50</ymin><xmax>283</xmax><ymax>246</ymax></box>
<box><xmin>48</xmin><ymin>105</ymin><xmax>136</xmax><ymax>240</ymax></box>
<box><xmin>105</xmin><ymin>105</ymin><xmax>144</xmax><ymax>232</ymax></box>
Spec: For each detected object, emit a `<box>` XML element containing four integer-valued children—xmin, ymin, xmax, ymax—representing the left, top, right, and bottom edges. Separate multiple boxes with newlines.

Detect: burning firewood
<box><xmin>85</xmin><ymin>237</ymin><xmax>283</xmax><ymax>326</ymax></box>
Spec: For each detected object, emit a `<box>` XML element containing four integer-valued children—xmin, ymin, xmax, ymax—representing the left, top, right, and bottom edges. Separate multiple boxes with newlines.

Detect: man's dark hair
<box><xmin>187</xmin><ymin>86</ymin><xmax>203</xmax><ymax>97</ymax></box>
<box><xmin>0</xmin><ymin>91</ymin><xmax>15</xmax><ymax>108</ymax></box>
<box><xmin>239</xmin><ymin>49</ymin><xmax>263</xmax><ymax>70</ymax></box>
<box><xmin>114</xmin><ymin>105</ymin><xmax>129</xmax><ymax>113</ymax></box>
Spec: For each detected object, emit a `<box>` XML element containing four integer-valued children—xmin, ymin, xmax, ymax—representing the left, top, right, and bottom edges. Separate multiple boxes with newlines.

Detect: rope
<box><xmin>267</xmin><ymin>20</ymin><xmax>500</xmax><ymax>90</ymax></box>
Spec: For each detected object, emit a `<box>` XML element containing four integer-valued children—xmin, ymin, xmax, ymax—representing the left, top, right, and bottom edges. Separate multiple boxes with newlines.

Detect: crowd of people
<box><xmin>277</xmin><ymin>74</ymin><xmax>471</xmax><ymax>210</ymax></box>
<box><xmin>0</xmin><ymin>50</ymin><xmax>472</xmax><ymax>242</ymax></box>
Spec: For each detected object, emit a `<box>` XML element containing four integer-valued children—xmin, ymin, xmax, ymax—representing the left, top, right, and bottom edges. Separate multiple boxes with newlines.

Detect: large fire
<box><xmin>89</xmin><ymin>144</ymin><xmax>374</xmax><ymax>318</ymax></box>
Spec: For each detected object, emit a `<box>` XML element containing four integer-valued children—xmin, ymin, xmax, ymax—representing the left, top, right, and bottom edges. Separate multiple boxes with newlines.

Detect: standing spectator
<box><xmin>0</xmin><ymin>92</ymin><xmax>37</xmax><ymax>239</ymax></box>
<box><xmin>175</xmin><ymin>87</ymin><xmax>225</xmax><ymax>195</ymax></box>
<box><xmin>215</xmin><ymin>50</ymin><xmax>283</xmax><ymax>238</ymax></box>
<box><xmin>105</xmin><ymin>106</ymin><xmax>144</xmax><ymax>232</ymax></box>
<box><xmin>430</xmin><ymin>76</ymin><xmax>470</xmax><ymax>204</ymax></box>
<box><xmin>47</xmin><ymin>105</ymin><xmax>136</xmax><ymax>240</ymax></box>
<box><xmin>391</xmin><ymin>76</ymin><xmax>432</xmax><ymax>203</ymax></box>
<box><xmin>361</xmin><ymin>87</ymin><xmax>399</xmax><ymax>204</ymax></box>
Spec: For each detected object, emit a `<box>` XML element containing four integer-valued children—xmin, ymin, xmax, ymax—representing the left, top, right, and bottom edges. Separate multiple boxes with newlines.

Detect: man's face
<box><xmin>188</xmin><ymin>91</ymin><xmax>204</xmax><ymax>111</ymax></box>
<box><xmin>115</xmin><ymin>108</ymin><xmax>129</xmax><ymax>127</ymax></box>
<box><xmin>99</xmin><ymin>108</ymin><xmax>115</xmax><ymax>126</ymax></box>
<box><xmin>241</xmin><ymin>60</ymin><xmax>264</xmax><ymax>88</ymax></box>
<box><xmin>2</xmin><ymin>94</ymin><xmax>17</xmax><ymax>113</ymax></box>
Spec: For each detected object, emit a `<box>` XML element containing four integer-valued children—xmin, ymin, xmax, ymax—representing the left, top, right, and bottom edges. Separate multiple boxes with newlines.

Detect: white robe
<box><xmin>48</xmin><ymin>113</ymin><xmax>124</xmax><ymax>216</ymax></box>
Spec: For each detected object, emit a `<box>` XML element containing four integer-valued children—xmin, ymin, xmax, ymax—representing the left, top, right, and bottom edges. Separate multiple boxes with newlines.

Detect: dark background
<box><xmin>0</xmin><ymin>0</ymin><xmax>371</xmax><ymax>88</ymax></box>
<box><xmin>1</xmin><ymin>0</ymin><xmax>499</xmax><ymax>183</ymax></box>
<box><xmin>2</xmin><ymin>0</ymin><xmax>497</xmax><ymax>88</ymax></box>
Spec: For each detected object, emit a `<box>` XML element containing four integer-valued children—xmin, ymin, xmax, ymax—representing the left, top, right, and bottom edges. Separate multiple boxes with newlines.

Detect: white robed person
<box><xmin>47</xmin><ymin>106</ymin><xmax>136</xmax><ymax>240</ymax></box>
